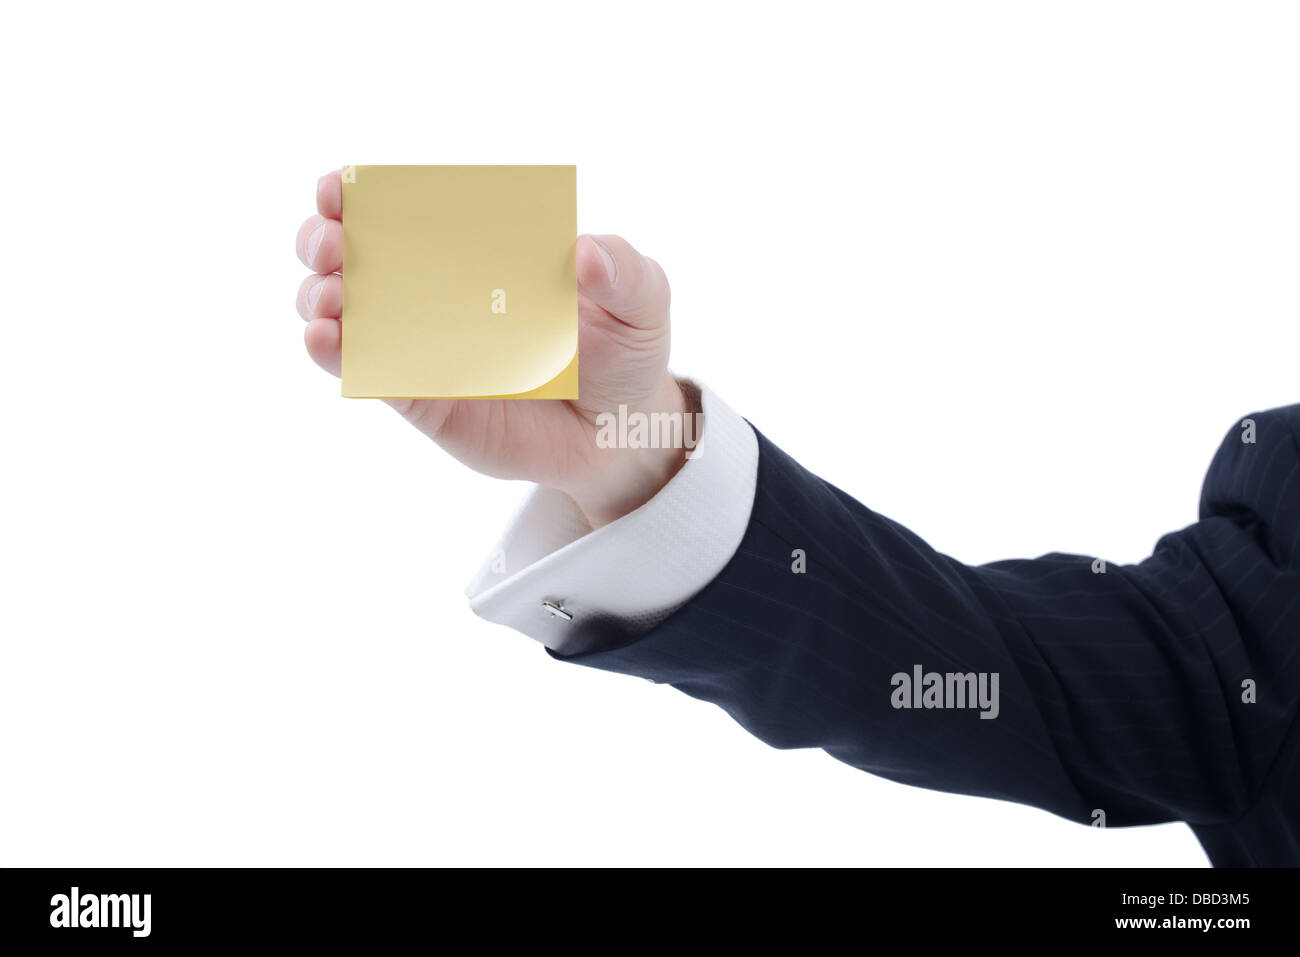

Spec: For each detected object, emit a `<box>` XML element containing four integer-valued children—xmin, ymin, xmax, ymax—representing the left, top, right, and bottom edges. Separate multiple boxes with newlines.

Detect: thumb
<box><xmin>576</xmin><ymin>234</ymin><xmax>671</xmax><ymax>330</ymax></box>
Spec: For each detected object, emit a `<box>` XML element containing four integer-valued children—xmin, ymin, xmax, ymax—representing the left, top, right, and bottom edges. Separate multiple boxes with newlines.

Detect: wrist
<box><xmin>566</xmin><ymin>375</ymin><xmax>698</xmax><ymax>528</ymax></box>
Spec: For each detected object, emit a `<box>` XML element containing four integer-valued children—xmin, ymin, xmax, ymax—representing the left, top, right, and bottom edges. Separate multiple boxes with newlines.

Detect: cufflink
<box><xmin>540</xmin><ymin>600</ymin><xmax>573</xmax><ymax>622</ymax></box>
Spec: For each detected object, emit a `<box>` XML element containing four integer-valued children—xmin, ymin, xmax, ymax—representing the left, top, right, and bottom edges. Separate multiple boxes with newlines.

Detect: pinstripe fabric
<box><xmin>551</xmin><ymin>406</ymin><xmax>1300</xmax><ymax>866</ymax></box>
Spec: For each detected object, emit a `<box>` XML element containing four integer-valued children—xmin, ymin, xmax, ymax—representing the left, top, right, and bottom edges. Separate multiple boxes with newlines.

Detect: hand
<box><xmin>294</xmin><ymin>170</ymin><xmax>693</xmax><ymax>527</ymax></box>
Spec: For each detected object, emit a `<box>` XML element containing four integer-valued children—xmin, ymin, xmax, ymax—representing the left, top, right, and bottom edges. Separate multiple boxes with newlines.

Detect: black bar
<box><xmin>0</xmin><ymin>867</ymin><xmax>1292</xmax><ymax>946</ymax></box>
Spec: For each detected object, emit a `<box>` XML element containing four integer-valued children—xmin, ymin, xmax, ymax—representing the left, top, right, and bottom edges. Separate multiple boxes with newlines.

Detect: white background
<box><xmin>2</xmin><ymin>1</ymin><xmax>1296</xmax><ymax>866</ymax></box>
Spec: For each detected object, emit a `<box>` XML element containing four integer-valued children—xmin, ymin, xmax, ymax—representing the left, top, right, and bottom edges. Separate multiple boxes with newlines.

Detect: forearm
<box><xmin>548</xmin><ymin>409</ymin><xmax>1300</xmax><ymax>831</ymax></box>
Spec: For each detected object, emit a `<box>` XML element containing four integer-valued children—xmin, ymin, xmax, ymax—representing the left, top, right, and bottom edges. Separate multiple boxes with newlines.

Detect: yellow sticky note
<box><xmin>340</xmin><ymin>165</ymin><xmax>578</xmax><ymax>399</ymax></box>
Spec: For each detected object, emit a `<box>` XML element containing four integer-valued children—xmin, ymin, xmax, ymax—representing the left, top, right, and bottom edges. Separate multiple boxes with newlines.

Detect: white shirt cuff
<box><xmin>465</xmin><ymin>380</ymin><xmax>759</xmax><ymax>654</ymax></box>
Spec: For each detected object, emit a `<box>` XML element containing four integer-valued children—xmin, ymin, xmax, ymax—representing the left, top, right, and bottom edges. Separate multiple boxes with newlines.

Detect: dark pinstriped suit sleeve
<box><xmin>550</xmin><ymin>405</ymin><xmax>1300</xmax><ymax>864</ymax></box>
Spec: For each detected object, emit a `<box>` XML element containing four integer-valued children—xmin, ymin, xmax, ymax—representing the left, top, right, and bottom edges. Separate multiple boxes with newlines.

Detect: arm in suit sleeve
<box><xmin>543</xmin><ymin>405</ymin><xmax>1300</xmax><ymax>861</ymax></box>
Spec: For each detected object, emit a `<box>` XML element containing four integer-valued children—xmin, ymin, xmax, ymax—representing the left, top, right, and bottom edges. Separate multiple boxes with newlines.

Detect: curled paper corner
<box><xmin>480</xmin><ymin>346</ymin><xmax>579</xmax><ymax>401</ymax></box>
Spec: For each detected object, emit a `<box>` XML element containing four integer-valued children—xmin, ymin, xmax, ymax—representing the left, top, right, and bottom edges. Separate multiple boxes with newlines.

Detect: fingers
<box><xmin>317</xmin><ymin>170</ymin><xmax>342</xmax><ymax>219</ymax></box>
<box><xmin>296</xmin><ymin>215</ymin><xmax>343</xmax><ymax>273</ymax></box>
<box><xmin>576</xmin><ymin>234</ymin><xmax>670</xmax><ymax>330</ymax></box>
<box><xmin>297</xmin><ymin>274</ymin><xmax>342</xmax><ymax>320</ymax></box>
<box><xmin>299</xmin><ymin>172</ymin><xmax>345</xmax><ymax>379</ymax></box>
<box><xmin>304</xmin><ymin>317</ymin><xmax>341</xmax><ymax>377</ymax></box>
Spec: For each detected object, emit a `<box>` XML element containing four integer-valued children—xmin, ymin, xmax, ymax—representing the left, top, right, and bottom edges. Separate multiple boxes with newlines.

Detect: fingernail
<box><xmin>304</xmin><ymin>222</ymin><xmax>326</xmax><ymax>267</ymax></box>
<box><xmin>306</xmin><ymin>278</ymin><xmax>325</xmax><ymax>314</ymax></box>
<box><xmin>590</xmin><ymin>237</ymin><xmax>618</xmax><ymax>284</ymax></box>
